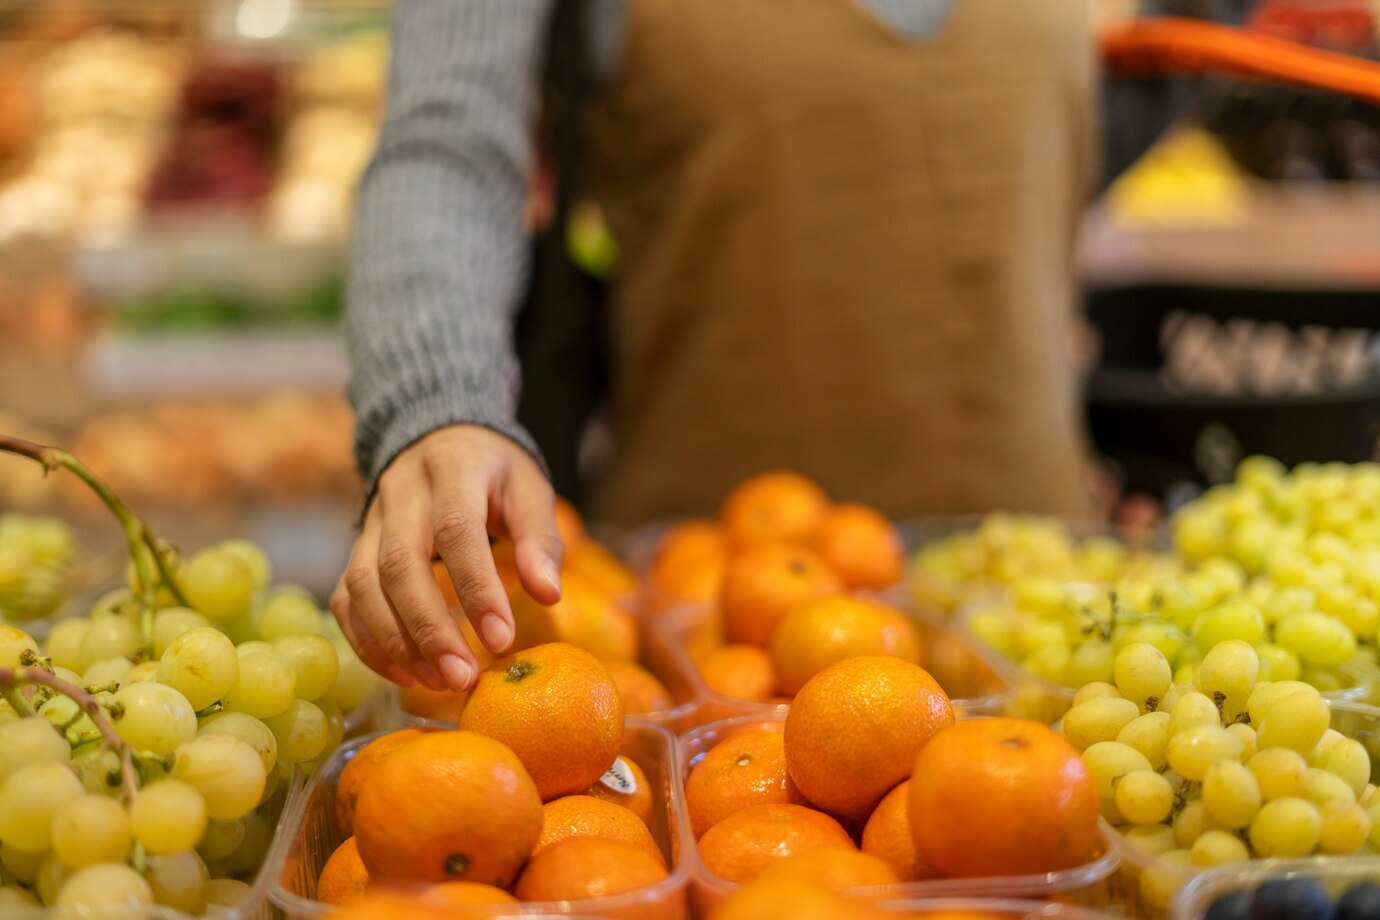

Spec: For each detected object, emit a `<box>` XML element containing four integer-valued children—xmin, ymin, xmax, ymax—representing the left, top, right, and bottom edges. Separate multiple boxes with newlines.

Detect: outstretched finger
<box><xmin>429</xmin><ymin>463</ymin><xmax>515</xmax><ymax>656</ymax></box>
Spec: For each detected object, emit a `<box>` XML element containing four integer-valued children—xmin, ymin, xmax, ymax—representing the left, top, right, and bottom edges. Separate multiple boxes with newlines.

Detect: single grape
<box><xmin>1123</xmin><ymin>823</ymin><xmax>1176</xmax><ymax>856</ymax></box>
<box><xmin>0</xmin><ymin>761</ymin><xmax>83</xmax><ymax>851</ymax></box>
<box><xmin>130</xmin><ymin>778</ymin><xmax>208</xmax><ymax>855</ymax></box>
<box><xmin>1226</xmin><ymin>723</ymin><xmax>1257</xmax><ymax>762</ymax></box>
<box><xmin>321</xmin><ymin>640</ymin><xmax>382</xmax><ymax>713</ymax></box>
<box><xmin>181</xmin><ymin>548</ymin><xmax>255</xmax><ymax>623</ymax></box>
<box><xmin>196</xmin><ymin>711</ymin><xmax>278</xmax><ymax>773</ymax></box>
<box><xmin>1256</xmin><ymin>690</ymin><xmax>1330</xmax><ymax>754</ymax></box>
<box><xmin>317</xmin><ymin>699</ymin><xmax>345</xmax><ymax>755</ymax></box>
<box><xmin>1067</xmin><ymin>638</ymin><xmax>1115</xmax><ymax>687</ymax></box>
<box><xmin>1190</xmin><ymin>829</ymin><xmax>1250</xmax><ymax>867</ymax></box>
<box><xmin>0</xmin><ymin>626</ymin><xmax>37</xmax><ymax>671</ymax></box>
<box><xmin>1167</xmin><ymin>725</ymin><xmax>1244</xmax><ymax>783</ymax></box>
<box><xmin>146</xmin><ymin>849</ymin><xmax>208</xmax><ymax>914</ymax></box>
<box><xmin>70</xmin><ymin>747</ymin><xmax>123</xmax><ymax>796</ymax></box>
<box><xmin>1202</xmin><ymin>760</ymin><xmax>1261</xmax><ymax>828</ymax></box>
<box><xmin>1248</xmin><ymin>748</ymin><xmax>1310</xmax><ymax>802</ymax></box>
<box><xmin>1194</xmin><ymin>602</ymin><xmax>1266</xmax><ymax>650</ymax></box>
<box><xmin>236</xmin><ymin>640</ymin><xmax>272</xmax><ymax>658</ymax></box>
<box><xmin>77</xmin><ymin>615</ymin><xmax>143</xmax><ymax>672</ymax></box>
<box><xmin>221</xmin><ymin>651</ymin><xmax>296</xmax><ymax>719</ymax></box>
<box><xmin>0</xmin><ymin>843</ymin><xmax>42</xmax><ymax>885</ymax></box>
<box><xmin>1118</xmin><ymin>620</ymin><xmax>1188</xmax><ymax>666</ymax></box>
<box><xmin>1304</xmin><ymin>767</ymin><xmax>1357</xmax><ymax>806</ymax></box>
<box><xmin>36</xmin><ymin>851</ymin><xmax>73</xmax><ymax>907</ymax></box>
<box><xmin>271</xmin><ymin>634</ymin><xmax>339</xmax><ymax>702</ymax></box>
<box><xmin>0</xmin><ymin>886</ymin><xmax>38</xmax><ymax>909</ymax></box>
<box><xmin>1117</xmin><ymin>711</ymin><xmax>1171</xmax><ymax>770</ymax></box>
<box><xmin>218</xmin><ymin>539</ymin><xmax>272</xmax><ymax>589</ymax></box>
<box><xmin>50</xmin><ymin>794</ymin><xmax>131</xmax><ymax>869</ymax></box>
<box><xmin>1193</xmin><ymin>640</ymin><xmax>1258</xmax><ymax>718</ymax></box>
<box><xmin>1024</xmin><ymin>643</ymin><xmax>1071</xmax><ymax>685</ymax></box>
<box><xmin>0</xmin><ymin>717</ymin><xmax>69</xmax><ymax>779</ymax></box>
<box><xmin>112</xmin><ymin>682</ymin><xmax>197</xmax><ymax>755</ymax></box>
<box><xmin>1115</xmin><ymin>770</ymin><xmax>1174</xmax><ymax>825</ymax></box>
<box><xmin>197</xmin><ymin>817</ymin><xmax>246</xmax><ymax>860</ymax></box>
<box><xmin>1247</xmin><ymin>680</ymin><xmax>1310</xmax><ymax>725</ymax></box>
<box><xmin>1139</xmin><ymin>848</ymin><xmax>1194</xmax><ymax>911</ymax></box>
<box><xmin>1318</xmin><ymin>800</ymin><xmax>1371</xmax><ymax>854</ymax></box>
<box><xmin>1083</xmin><ymin>741</ymin><xmax>1153</xmax><ymax>820</ymax></box>
<box><xmin>151</xmin><ymin>607</ymin><xmax>212</xmax><ymax>659</ymax></box>
<box><xmin>157</xmin><ymin>626</ymin><xmax>238</xmax><ymax>711</ymax></box>
<box><xmin>172</xmin><ymin>734</ymin><xmax>267</xmax><ymax>820</ymax></box>
<box><xmin>1276</xmin><ymin>612</ymin><xmax>1357</xmax><ymax>668</ymax></box>
<box><xmin>82</xmin><ymin>656</ymin><xmax>134</xmax><ymax>689</ymax></box>
<box><xmin>262</xmin><ymin>699</ymin><xmax>328</xmax><ymax>764</ymax></box>
<box><xmin>1167</xmin><ymin>691</ymin><xmax>1222</xmax><ymax>737</ymax></box>
<box><xmin>1249</xmin><ymin>797</ymin><xmax>1321</xmax><ymax>857</ymax></box>
<box><xmin>1254</xmin><ymin>644</ymin><xmax>1300</xmax><ymax>682</ymax></box>
<box><xmin>204</xmin><ymin>877</ymin><xmax>254</xmax><ymax>910</ymax></box>
<box><xmin>44</xmin><ymin>618</ymin><xmax>89</xmax><ymax>672</ymax></box>
<box><xmin>1064</xmin><ymin>697</ymin><xmax>1140</xmax><ymax>751</ymax></box>
<box><xmin>257</xmin><ymin>593</ymin><xmax>323</xmax><ymax>642</ymax></box>
<box><xmin>1311</xmin><ymin>737</ymin><xmax>1371</xmax><ymax>796</ymax></box>
<box><xmin>221</xmin><ymin>808</ymin><xmax>272</xmax><ymax>876</ymax></box>
<box><xmin>1072</xmin><ymin>682</ymin><xmax>1120</xmax><ymax>707</ymax></box>
<box><xmin>1113</xmin><ymin>643</ymin><xmax>1172</xmax><ymax>712</ymax></box>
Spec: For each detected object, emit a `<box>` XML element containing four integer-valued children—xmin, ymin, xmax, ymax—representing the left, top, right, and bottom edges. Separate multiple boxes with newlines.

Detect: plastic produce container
<box><xmin>267</xmin><ymin>719</ymin><xmax>694</xmax><ymax>919</ymax></box>
<box><xmin>655</xmin><ymin>602</ymin><xmax>1014</xmax><ymax>727</ymax></box>
<box><xmin>679</xmin><ymin>714</ymin><xmax>1121</xmax><ymax>917</ymax></box>
<box><xmin>1108</xmin><ymin>699</ymin><xmax>1380</xmax><ymax>919</ymax></box>
<box><xmin>1171</xmin><ymin>856</ymin><xmax>1380</xmax><ymax>920</ymax></box>
<box><xmin>382</xmin><ymin>619</ymin><xmax>701</xmax><ymax>734</ymax></box>
<box><xmin>877</xmin><ymin>899</ymin><xmax>1118</xmax><ymax>919</ymax></box>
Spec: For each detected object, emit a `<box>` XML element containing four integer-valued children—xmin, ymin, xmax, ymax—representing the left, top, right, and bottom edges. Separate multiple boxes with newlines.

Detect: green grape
<box><xmin>1167</xmin><ymin>726</ymin><xmax>1244</xmax><ymax>782</ymax></box>
<box><xmin>1199</xmin><ymin>558</ymin><xmax>1248</xmax><ymax>599</ymax></box>
<box><xmin>1013</xmin><ymin>577</ymin><xmax>1063</xmax><ymax>615</ymax></box>
<box><xmin>172</xmin><ymin>734</ymin><xmax>267</xmax><ymax>820</ymax></box>
<box><xmin>86</xmin><ymin>588</ymin><xmax>135</xmax><ymax>620</ymax></box>
<box><xmin>271</xmin><ymin>635</ymin><xmax>339</xmax><ymax>701</ymax></box>
<box><xmin>317</xmin><ymin>699</ymin><xmax>345</xmax><ymax>756</ymax></box>
<box><xmin>1194</xmin><ymin>601</ymin><xmax>1265</xmax><ymax>649</ymax></box>
<box><xmin>1066</xmin><ymin>638</ymin><xmax>1114</xmax><ymax>687</ymax></box>
<box><xmin>221</xmin><ymin>808</ymin><xmax>272</xmax><ymax>876</ymax></box>
<box><xmin>1249</xmin><ymin>797</ymin><xmax>1321</xmax><ymax>857</ymax></box>
<box><xmin>218</xmin><ymin>539</ymin><xmax>272</xmax><ymax>589</ymax></box>
<box><xmin>1256</xmin><ymin>690</ymin><xmax>1330</xmax><ymax>754</ymax></box>
<box><xmin>1304</xmin><ymin>767</ymin><xmax>1357</xmax><ymax>806</ymax></box>
<box><xmin>197</xmin><ymin>711</ymin><xmax>278</xmax><ymax>773</ymax></box>
<box><xmin>1083</xmin><ymin>741</ymin><xmax>1153</xmax><ymax>821</ymax></box>
<box><xmin>1115</xmin><ymin>769</ymin><xmax>1174</xmax><ymax>825</ymax></box>
<box><xmin>235</xmin><ymin>640</ymin><xmax>272</xmax><ymax>658</ymax></box>
<box><xmin>1308</xmin><ymin>532</ymin><xmax>1356</xmax><ymax>567</ymax></box>
<box><xmin>1312</xmin><ymin>737</ymin><xmax>1371</xmax><ymax>796</ymax></box>
<box><xmin>322</xmin><ymin>639</ymin><xmax>382</xmax><ymax>713</ymax></box>
<box><xmin>0</xmin><ymin>626</ymin><xmax>38</xmax><ymax>671</ymax></box>
<box><xmin>1174</xmin><ymin>510</ymin><xmax>1226</xmax><ymax>563</ymax></box>
<box><xmin>36</xmin><ymin>851</ymin><xmax>73</xmax><ymax>906</ymax></box>
<box><xmin>157</xmin><ymin>627</ymin><xmax>238</xmax><ymax>711</ymax></box>
<box><xmin>257</xmin><ymin>593</ymin><xmax>323</xmax><ymax>642</ymax></box>
<box><xmin>1254</xmin><ymin>644</ymin><xmax>1300</xmax><ymax>682</ymax></box>
<box><xmin>1261</xmin><ymin>586</ymin><xmax>1315</xmax><ymax>624</ymax></box>
<box><xmin>1237</xmin><ymin>455</ymin><xmax>1286</xmax><ymax>490</ymax></box>
<box><xmin>44</xmin><ymin>618</ymin><xmax>89</xmax><ymax>672</ymax></box>
<box><xmin>0</xmin><ymin>843</ymin><xmax>43</xmax><ymax>885</ymax></box>
<box><xmin>1168</xmin><ymin>691</ymin><xmax>1222</xmax><ymax>737</ymax></box>
<box><xmin>1300</xmin><ymin>667</ymin><xmax>1347</xmax><ymax>694</ymax></box>
<box><xmin>1117</xmin><ymin>620</ymin><xmax>1188</xmax><ymax>664</ymax></box>
<box><xmin>181</xmin><ymin>549</ymin><xmax>255</xmax><ymax>623</ymax></box>
<box><xmin>0</xmin><ymin>761</ymin><xmax>83</xmax><ymax>851</ymax></box>
<box><xmin>1064</xmin><ymin>697</ymin><xmax>1140</xmax><ymax>751</ymax></box>
<box><xmin>1071</xmin><ymin>681</ymin><xmax>1120</xmax><ymax>707</ymax></box>
<box><xmin>50</xmin><ymin>794</ymin><xmax>131</xmax><ymax>869</ymax></box>
<box><xmin>1249</xmin><ymin>748</ymin><xmax>1310</xmax><ymax>801</ymax></box>
<box><xmin>197</xmin><ymin>818</ymin><xmax>246</xmax><ymax>861</ymax></box>
<box><xmin>77</xmin><ymin>615</ymin><xmax>143</xmax><ymax>672</ymax></box>
<box><xmin>112</xmin><ymin>682</ymin><xmax>197</xmax><ymax>755</ymax></box>
<box><xmin>1190</xmin><ymin>829</ymin><xmax>1250</xmax><ymax>867</ymax></box>
<box><xmin>1015</xmin><ymin>620</ymin><xmax>1066</xmax><ymax>659</ymax></box>
<box><xmin>1193</xmin><ymin>640</ymin><xmax>1258</xmax><ymax>718</ymax></box>
<box><xmin>1141</xmin><ymin>849</ymin><xmax>1194</xmax><ymax>910</ymax></box>
<box><xmin>123</xmin><ymin>661</ymin><xmax>159</xmax><ymax>684</ymax></box>
<box><xmin>0</xmin><ymin>886</ymin><xmax>38</xmax><ymax>909</ymax></box>
<box><xmin>262</xmin><ymin>699</ymin><xmax>328</xmax><ymax>764</ymax></box>
<box><xmin>0</xmin><ymin>717</ymin><xmax>69</xmax><ymax>779</ymax></box>
<box><xmin>82</xmin><ymin>656</ymin><xmax>134</xmax><ymax>688</ymax></box>
<box><xmin>70</xmin><ymin>747</ymin><xmax>123</xmax><ymax>796</ymax></box>
<box><xmin>1117</xmin><ymin>712</ymin><xmax>1171</xmax><ymax>770</ymax></box>
<box><xmin>1202</xmin><ymin>760</ymin><xmax>1261</xmax><ymax>828</ymax></box>
<box><xmin>1227</xmin><ymin>723</ymin><xmax>1258</xmax><ymax>762</ymax></box>
<box><xmin>204</xmin><ymin>877</ymin><xmax>253</xmax><ymax>910</ymax></box>
<box><xmin>1124</xmin><ymin>823</ymin><xmax>1177</xmax><ymax>856</ymax></box>
<box><xmin>221</xmin><ymin>651</ymin><xmax>296</xmax><ymax>719</ymax></box>
<box><xmin>131</xmin><ymin>778</ymin><xmax>207</xmax><ymax>855</ymax></box>
<box><xmin>1113</xmin><ymin>643</ymin><xmax>1172</xmax><ymax>712</ymax></box>
<box><xmin>151</xmin><ymin>607</ymin><xmax>213</xmax><ymax>659</ymax></box>
<box><xmin>968</xmin><ymin>609</ymin><xmax>1015</xmax><ymax>657</ymax></box>
<box><xmin>1229</xmin><ymin>521</ymin><xmax>1274</xmax><ymax>574</ymax></box>
<box><xmin>1247</xmin><ymin>680</ymin><xmax>1311</xmax><ymax>725</ymax></box>
<box><xmin>1319</xmin><ymin>800</ymin><xmax>1371</xmax><ymax>854</ymax></box>
<box><xmin>145</xmin><ymin>849</ymin><xmax>208</xmax><ymax>914</ymax></box>
<box><xmin>1276</xmin><ymin>612</ymin><xmax>1357</xmax><ymax>668</ymax></box>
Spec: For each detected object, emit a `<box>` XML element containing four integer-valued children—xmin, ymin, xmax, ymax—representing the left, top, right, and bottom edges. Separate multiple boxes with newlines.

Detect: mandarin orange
<box><xmin>584</xmin><ymin>755</ymin><xmax>655</xmax><ymax>826</ymax></box>
<box><xmin>427</xmin><ymin>881</ymin><xmax>519</xmax><ymax>906</ymax></box>
<box><xmin>601</xmin><ymin>658</ymin><xmax>674</xmax><ymax>715</ymax></box>
<box><xmin>709</xmin><ymin>878</ymin><xmax>890</xmax><ymax>920</ymax></box>
<box><xmin>813</xmin><ymin>504</ymin><xmax>904</xmax><ymax>590</ymax></box>
<box><xmin>721</xmin><ymin>472</ymin><xmax>830</xmax><ymax>547</ymax></box>
<box><xmin>458</xmin><ymin>642</ymin><xmax>623</xmax><ymax>800</ymax></box>
<box><xmin>909</xmin><ymin>718</ymin><xmax>1100</xmax><ymax>878</ymax></box>
<box><xmin>397</xmin><ymin>685</ymin><xmax>467</xmax><ymax>722</ymax></box>
<box><xmin>721</xmin><ymin>544</ymin><xmax>842</xmax><ymax>647</ymax></box>
<box><xmin>784</xmin><ymin>656</ymin><xmax>953</xmax><ymax>820</ymax></box>
<box><xmin>335</xmin><ymin>728</ymin><xmax>431</xmax><ymax>837</ymax></box>
<box><xmin>566</xmin><ymin>541</ymin><xmax>638</xmax><ymax>600</ymax></box>
<box><xmin>685</xmin><ymin>728</ymin><xmax>805</xmax><ymax>838</ymax></box>
<box><xmin>698</xmin><ymin>644</ymin><xmax>778</xmax><ymax>701</ymax></box>
<box><xmin>753</xmin><ymin>846</ymin><xmax>899</xmax><ymax>891</ymax></box>
<box><xmin>353</xmin><ymin>730</ymin><xmax>542</xmax><ymax>886</ymax></box>
<box><xmin>514</xmin><ymin>837</ymin><xmax>669</xmax><ymax>902</ymax></box>
<box><xmin>555</xmin><ymin>498</ymin><xmax>586</xmax><ymax>548</ymax></box>
<box><xmin>769</xmin><ymin>595</ymin><xmax>921</xmax><ymax>695</ymax></box>
<box><xmin>316</xmin><ymin>836</ymin><xmax>369</xmax><ymax>907</ymax></box>
<box><xmin>861</xmin><ymin>781</ymin><xmax>934</xmax><ymax>882</ymax></box>
<box><xmin>697</xmin><ymin>803</ymin><xmax>853</xmax><ymax>883</ymax></box>
<box><xmin>509</xmin><ymin>576</ymin><xmax>638</xmax><ymax>660</ymax></box>
<box><xmin>533</xmin><ymin>794</ymin><xmax>665</xmax><ymax>867</ymax></box>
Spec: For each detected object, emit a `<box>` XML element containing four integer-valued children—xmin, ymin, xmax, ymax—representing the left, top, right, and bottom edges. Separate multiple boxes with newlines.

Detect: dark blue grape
<box><xmin>1252</xmin><ymin>878</ymin><xmax>1333</xmax><ymax>920</ymax></box>
<box><xmin>1336</xmin><ymin>883</ymin><xmax>1380</xmax><ymax>920</ymax></box>
<box><xmin>1205</xmin><ymin>890</ymin><xmax>1253</xmax><ymax>920</ymax></box>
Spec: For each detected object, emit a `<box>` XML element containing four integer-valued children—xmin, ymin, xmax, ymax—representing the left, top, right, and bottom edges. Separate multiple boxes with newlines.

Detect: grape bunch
<box><xmin>1061</xmin><ymin>640</ymin><xmax>1378</xmax><ymax>912</ymax></box>
<box><xmin>0</xmin><ymin>513</ymin><xmax>81</xmax><ymax>624</ymax></box>
<box><xmin>0</xmin><ymin>537</ymin><xmax>381</xmax><ymax>916</ymax></box>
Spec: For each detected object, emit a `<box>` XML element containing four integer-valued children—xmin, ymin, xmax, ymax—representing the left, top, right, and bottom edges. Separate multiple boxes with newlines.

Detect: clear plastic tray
<box><xmin>678</xmin><ymin>714</ymin><xmax>1121</xmax><ymax>917</ymax></box>
<box><xmin>266</xmin><ymin>719</ymin><xmax>694</xmax><ymax>919</ymax></box>
<box><xmin>1109</xmin><ymin>698</ymin><xmax>1380</xmax><ymax>919</ymax></box>
<box><xmin>382</xmin><ymin>619</ymin><xmax>701</xmax><ymax>734</ymax></box>
<box><xmin>877</xmin><ymin>898</ymin><xmax>1118</xmax><ymax>918</ymax></box>
<box><xmin>1171</xmin><ymin>856</ymin><xmax>1380</xmax><ymax>920</ymax></box>
<box><xmin>655</xmin><ymin>601</ymin><xmax>1015</xmax><ymax>727</ymax></box>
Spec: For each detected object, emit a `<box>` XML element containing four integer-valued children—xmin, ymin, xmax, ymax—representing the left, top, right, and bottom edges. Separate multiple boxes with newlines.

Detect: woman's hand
<box><xmin>330</xmin><ymin>425</ymin><xmax>564</xmax><ymax>692</ymax></box>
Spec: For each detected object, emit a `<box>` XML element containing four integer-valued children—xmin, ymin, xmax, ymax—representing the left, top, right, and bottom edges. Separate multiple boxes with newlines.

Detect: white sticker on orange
<box><xmin>599</xmin><ymin>756</ymin><xmax>637</xmax><ymax>796</ymax></box>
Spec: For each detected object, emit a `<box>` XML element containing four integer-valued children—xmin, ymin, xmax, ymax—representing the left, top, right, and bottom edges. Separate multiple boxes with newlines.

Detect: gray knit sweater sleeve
<box><xmin>347</xmin><ymin>0</ymin><xmax>555</xmax><ymax>491</ymax></box>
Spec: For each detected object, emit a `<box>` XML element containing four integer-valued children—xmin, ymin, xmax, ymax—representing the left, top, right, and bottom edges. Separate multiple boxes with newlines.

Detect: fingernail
<box><xmin>541</xmin><ymin>558</ymin><xmax>562</xmax><ymax>596</ymax></box>
<box><xmin>439</xmin><ymin>654</ymin><xmax>474</xmax><ymax>691</ymax></box>
<box><xmin>416</xmin><ymin>660</ymin><xmax>444</xmax><ymax>689</ymax></box>
<box><xmin>481</xmin><ymin>615</ymin><xmax>514</xmax><ymax>653</ymax></box>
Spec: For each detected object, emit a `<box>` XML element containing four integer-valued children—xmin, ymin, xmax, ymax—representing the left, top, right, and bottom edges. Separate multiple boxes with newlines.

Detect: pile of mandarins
<box><xmin>318</xmin><ymin>641</ymin><xmax>669</xmax><ymax>910</ymax></box>
<box><xmin>647</xmin><ymin>471</ymin><xmax>917</xmax><ymax>702</ymax></box>
<box><xmin>397</xmin><ymin>498</ymin><xmax>680</xmax><ymax>723</ymax></box>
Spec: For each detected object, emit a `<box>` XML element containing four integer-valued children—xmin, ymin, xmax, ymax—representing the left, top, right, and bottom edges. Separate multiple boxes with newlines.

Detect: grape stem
<box><xmin>0</xmin><ymin>665</ymin><xmax>139</xmax><ymax>801</ymax></box>
<box><xmin>0</xmin><ymin>683</ymin><xmax>32</xmax><ymax>717</ymax></box>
